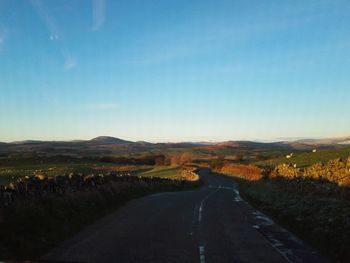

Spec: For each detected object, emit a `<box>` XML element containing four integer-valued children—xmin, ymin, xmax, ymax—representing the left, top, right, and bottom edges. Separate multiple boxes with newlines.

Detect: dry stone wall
<box><xmin>272</xmin><ymin>157</ymin><xmax>350</xmax><ymax>187</ymax></box>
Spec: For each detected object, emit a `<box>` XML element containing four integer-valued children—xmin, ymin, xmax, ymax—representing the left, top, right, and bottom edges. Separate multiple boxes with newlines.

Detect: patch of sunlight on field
<box><xmin>137</xmin><ymin>166</ymin><xmax>182</xmax><ymax>179</ymax></box>
<box><xmin>0</xmin><ymin>160</ymin><xmax>144</xmax><ymax>185</ymax></box>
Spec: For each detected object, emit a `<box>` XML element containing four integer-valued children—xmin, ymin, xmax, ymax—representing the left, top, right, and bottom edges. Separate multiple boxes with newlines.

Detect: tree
<box><xmin>210</xmin><ymin>156</ymin><xmax>225</xmax><ymax>170</ymax></box>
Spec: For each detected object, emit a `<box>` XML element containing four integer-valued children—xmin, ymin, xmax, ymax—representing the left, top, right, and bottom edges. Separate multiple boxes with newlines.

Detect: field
<box><xmin>1</xmin><ymin>138</ymin><xmax>350</xmax><ymax>261</ymax></box>
<box><xmin>255</xmin><ymin>147</ymin><xmax>350</xmax><ymax>168</ymax></box>
<box><xmin>136</xmin><ymin>166</ymin><xmax>182</xmax><ymax>179</ymax></box>
<box><xmin>0</xmin><ymin>154</ymin><xmax>184</xmax><ymax>186</ymax></box>
<box><xmin>0</xmin><ymin>156</ymin><xmax>141</xmax><ymax>185</ymax></box>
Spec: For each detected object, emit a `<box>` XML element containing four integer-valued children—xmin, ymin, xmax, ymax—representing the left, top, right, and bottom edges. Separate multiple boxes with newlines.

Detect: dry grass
<box><xmin>220</xmin><ymin>163</ymin><xmax>262</xmax><ymax>181</ymax></box>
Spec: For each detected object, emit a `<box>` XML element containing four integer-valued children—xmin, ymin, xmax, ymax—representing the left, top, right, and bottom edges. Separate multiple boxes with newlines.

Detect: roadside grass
<box><xmin>213</xmin><ymin>154</ymin><xmax>350</xmax><ymax>262</ymax></box>
<box><xmin>220</xmin><ymin>174</ymin><xmax>350</xmax><ymax>263</ymax></box>
<box><xmin>255</xmin><ymin>147</ymin><xmax>350</xmax><ymax>168</ymax></box>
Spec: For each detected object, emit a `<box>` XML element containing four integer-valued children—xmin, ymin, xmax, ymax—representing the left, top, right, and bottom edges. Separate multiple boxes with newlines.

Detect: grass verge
<box><xmin>234</xmin><ymin>177</ymin><xmax>350</xmax><ymax>263</ymax></box>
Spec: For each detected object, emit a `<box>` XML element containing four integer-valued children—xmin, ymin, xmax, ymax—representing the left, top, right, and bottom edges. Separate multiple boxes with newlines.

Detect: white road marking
<box><xmin>233</xmin><ymin>189</ymin><xmax>243</xmax><ymax>202</ymax></box>
<box><xmin>190</xmin><ymin>204</ymin><xmax>199</xmax><ymax>235</ymax></box>
<box><xmin>199</xmin><ymin>245</ymin><xmax>205</xmax><ymax>263</ymax></box>
<box><xmin>265</xmin><ymin>235</ymin><xmax>294</xmax><ymax>263</ymax></box>
<box><xmin>198</xmin><ymin>189</ymin><xmax>219</xmax><ymax>223</ymax></box>
<box><xmin>255</xmin><ymin>214</ymin><xmax>274</xmax><ymax>226</ymax></box>
<box><xmin>198</xmin><ymin>205</ymin><xmax>203</xmax><ymax>222</ymax></box>
<box><xmin>251</xmin><ymin>210</ymin><xmax>302</xmax><ymax>263</ymax></box>
<box><xmin>197</xmin><ymin>189</ymin><xmax>219</xmax><ymax>262</ymax></box>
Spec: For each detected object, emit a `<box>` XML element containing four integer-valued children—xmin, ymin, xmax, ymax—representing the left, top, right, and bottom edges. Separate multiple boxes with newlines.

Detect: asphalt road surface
<box><xmin>44</xmin><ymin>169</ymin><xmax>328</xmax><ymax>263</ymax></box>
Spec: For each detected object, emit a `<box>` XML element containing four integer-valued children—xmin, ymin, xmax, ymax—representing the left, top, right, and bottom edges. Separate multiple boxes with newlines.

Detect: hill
<box><xmin>0</xmin><ymin>136</ymin><xmax>349</xmax><ymax>160</ymax></box>
<box><xmin>89</xmin><ymin>136</ymin><xmax>133</xmax><ymax>145</ymax></box>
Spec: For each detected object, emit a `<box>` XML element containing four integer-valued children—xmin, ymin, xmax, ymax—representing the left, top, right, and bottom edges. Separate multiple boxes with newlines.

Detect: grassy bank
<box><xmin>0</xmin><ymin>176</ymin><xmax>200</xmax><ymax>260</ymax></box>
<box><xmin>212</xmin><ymin>153</ymin><xmax>350</xmax><ymax>262</ymax></box>
<box><xmin>221</xmin><ymin>174</ymin><xmax>350</xmax><ymax>262</ymax></box>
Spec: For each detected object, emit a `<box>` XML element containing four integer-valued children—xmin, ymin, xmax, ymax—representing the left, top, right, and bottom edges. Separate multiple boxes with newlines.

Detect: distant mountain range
<box><xmin>291</xmin><ymin>137</ymin><xmax>350</xmax><ymax>145</ymax></box>
<box><xmin>4</xmin><ymin>135</ymin><xmax>350</xmax><ymax>144</ymax></box>
<box><xmin>0</xmin><ymin>135</ymin><xmax>349</xmax><ymax>155</ymax></box>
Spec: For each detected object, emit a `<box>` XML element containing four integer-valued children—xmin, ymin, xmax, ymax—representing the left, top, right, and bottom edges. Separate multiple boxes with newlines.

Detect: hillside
<box><xmin>255</xmin><ymin>147</ymin><xmax>350</xmax><ymax>168</ymax></box>
<box><xmin>0</xmin><ymin>136</ymin><xmax>349</xmax><ymax>159</ymax></box>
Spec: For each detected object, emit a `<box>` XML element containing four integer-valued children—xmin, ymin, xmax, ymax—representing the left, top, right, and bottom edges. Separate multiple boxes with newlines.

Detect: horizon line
<box><xmin>1</xmin><ymin>134</ymin><xmax>350</xmax><ymax>144</ymax></box>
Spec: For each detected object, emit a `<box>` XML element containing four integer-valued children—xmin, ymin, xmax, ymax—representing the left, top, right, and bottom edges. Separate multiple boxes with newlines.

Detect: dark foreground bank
<box><xmin>0</xmin><ymin>174</ymin><xmax>200</xmax><ymax>260</ymax></box>
<box><xmin>234</xmin><ymin>176</ymin><xmax>350</xmax><ymax>263</ymax></box>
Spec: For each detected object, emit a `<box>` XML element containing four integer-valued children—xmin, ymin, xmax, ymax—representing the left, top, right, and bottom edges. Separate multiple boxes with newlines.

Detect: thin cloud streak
<box><xmin>124</xmin><ymin>18</ymin><xmax>304</xmax><ymax>65</ymax></box>
<box><xmin>92</xmin><ymin>0</ymin><xmax>106</xmax><ymax>31</ymax></box>
<box><xmin>29</xmin><ymin>0</ymin><xmax>60</xmax><ymax>41</ymax></box>
<box><xmin>0</xmin><ymin>36</ymin><xmax>4</xmax><ymax>52</ymax></box>
<box><xmin>30</xmin><ymin>0</ymin><xmax>77</xmax><ymax>70</ymax></box>
<box><xmin>0</xmin><ymin>28</ymin><xmax>7</xmax><ymax>52</ymax></box>
<box><xmin>62</xmin><ymin>51</ymin><xmax>77</xmax><ymax>70</ymax></box>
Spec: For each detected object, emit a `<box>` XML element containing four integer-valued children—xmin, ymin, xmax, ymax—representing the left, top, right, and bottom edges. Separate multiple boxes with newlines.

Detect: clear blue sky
<box><xmin>1</xmin><ymin>0</ymin><xmax>350</xmax><ymax>142</ymax></box>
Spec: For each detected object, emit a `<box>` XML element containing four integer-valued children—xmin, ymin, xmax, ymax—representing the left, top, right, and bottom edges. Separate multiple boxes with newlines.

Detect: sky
<box><xmin>0</xmin><ymin>0</ymin><xmax>350</xmax><ymax>142</ymax></box>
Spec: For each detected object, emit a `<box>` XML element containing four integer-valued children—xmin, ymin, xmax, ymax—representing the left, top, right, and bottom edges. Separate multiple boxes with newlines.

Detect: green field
<box><xmin>137</xmin><ymin>166</ymin><xmax>182</xmax><ymax>179</ymax></box>
<box><xmin>0</xmin><ymin>160</ymin><xmax>91</xmax><ymax>185</ymax></box>
<box><xmin>0</xmin><ymin>154</ymin><xmax>183</xmax><ymax>185</ymax></box>
<box><xmin>0</xmin><ymin>156</ymin><xmax>145</xmax><ymax>185</ymax></box>
<box><xmin>255</xmin><ymin>147</ymin><xmax>350</xmax><ymax>168</ymax></box>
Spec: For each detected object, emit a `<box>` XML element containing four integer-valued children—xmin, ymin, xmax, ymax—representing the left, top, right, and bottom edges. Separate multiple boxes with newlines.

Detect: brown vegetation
<box><xmin>168</xmin><ymin>152</ymin><xmax>193</xmax><ymax>166</ymax></box>
<box><xmin>181</xmin><ymin>166</ymin><xmax>200</xmax><ymax>181</ymax></box>
<box><xmin>218</xmin><ymin>163</ymin><xmax>262</xmax><ymax>181</ymax></box>
<box><xmin>211</xmin><ymin>157</ymin><xmax>263</xmax><ymax>181</ymax></box>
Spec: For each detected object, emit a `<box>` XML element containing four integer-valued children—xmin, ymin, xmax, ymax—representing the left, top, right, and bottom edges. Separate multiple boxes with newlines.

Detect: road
<box><xmin>44</xmin><ymin>169</ymin><xmax>328</xmax><ymax>263</ymax></box>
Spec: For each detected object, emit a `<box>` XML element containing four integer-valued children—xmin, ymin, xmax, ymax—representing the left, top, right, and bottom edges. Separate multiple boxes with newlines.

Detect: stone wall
<box><xmin>0</xmin><ymin>170</ymin><xmax>188</xmax><ymax>207</ymax></box>
<box><xmin>271</xmin><ymin>157</ymin><xmax>350</xmax><ymax>187</ymax></box>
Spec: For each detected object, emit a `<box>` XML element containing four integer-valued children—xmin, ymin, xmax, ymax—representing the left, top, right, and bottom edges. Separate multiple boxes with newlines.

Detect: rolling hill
<box><xmin>0</xmin><ymin>136</ymin><xmax>349</xmax><ymax>158</ymax></box>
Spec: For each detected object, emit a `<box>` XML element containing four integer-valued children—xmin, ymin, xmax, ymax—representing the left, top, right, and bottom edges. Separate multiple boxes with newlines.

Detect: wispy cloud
<box><xmin>30</xmin><ymin>0</ymin><xmax>60</xmax><ymax>41</ymax></box>
<box><xmin>0</xmin><ymin>35</ymin><xmax>4</xmax><ymax>51</ymax></box>
<box><xmin>124</xmin><ymin>16</ymin><xmax>315</xmax><ymax>66</ymax></box>
<box><xmin>92</xmin><ymin>0</ymin><xmax>106</xmax><ymax>31</ymax></box>
<box><xmin>62</xmin><ymin>51</ymin><xmax>77</xmax><ymax>70</ymax></box>
<box><xmin>0</xmin><ymin>28</ymin><xmax>7</xmax><ymax>52</ymax></box>
<box><xmin>30</xmin><ymin>0</ymin><xmax>77</xmax><ymax>70</ymax></box>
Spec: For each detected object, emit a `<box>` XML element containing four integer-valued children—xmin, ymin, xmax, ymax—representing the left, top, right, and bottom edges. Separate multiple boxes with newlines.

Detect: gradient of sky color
<box><xmin>1</xmin><ymin>0</ymin><xmax>350</xmax><ymax>142</ymax></box>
